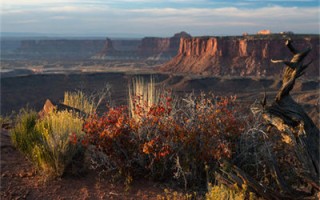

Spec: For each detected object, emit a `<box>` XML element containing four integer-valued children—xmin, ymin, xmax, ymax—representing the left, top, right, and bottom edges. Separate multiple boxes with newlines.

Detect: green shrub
<box><xmin>35</xmin><ymin>110</ymin><xmax>85</xmax><ymax>177</ymax></box>
<box><xmin>11</xmin><ymin>109</ymin><xmax>85</xmax><ymax>179</ymax></box>
<box><xmin>11</xmin><ymin>109</ymin><xmax>40</xmax><ymax>159</ymax></box>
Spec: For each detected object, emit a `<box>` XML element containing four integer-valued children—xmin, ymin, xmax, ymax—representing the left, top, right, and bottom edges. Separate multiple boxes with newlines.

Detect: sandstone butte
<box><xmin>160</xmin><ymin>35</ymin><xmax>319</xmax><ymax>77</ymax></box>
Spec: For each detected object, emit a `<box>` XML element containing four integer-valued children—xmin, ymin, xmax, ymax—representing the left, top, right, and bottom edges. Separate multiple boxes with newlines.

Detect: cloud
<box><xmin>1</xmin><ymin>2</ymin><xmax>319</xmax><ymax>36</ymax></box>
<box><xmin>50</xmin><ymin>16</ymin><xmax>71</xmax><ymax>20</ymax></box>
<box><xmin>46</xmin><ymin>6</ymin><xmax>108</xmax><ymax>13</ymax></box>
<box><xmin>2</xmin><ymin>0</ymin><xmax>77</xmax><ymax>5</ymax></box>
<box><xmin>245</xmin><ymin>0</ymin><xmax>315</xmax><ymax>2</ymax></box>
<box><xmin>126</xmin><ymin>6</ymin><xmax>318</xmax><ymax>20</ymax></box>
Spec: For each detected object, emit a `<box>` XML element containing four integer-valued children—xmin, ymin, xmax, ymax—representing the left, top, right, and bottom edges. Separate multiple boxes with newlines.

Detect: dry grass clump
<box><xmin>128</xmin><ymin>76</ymin><xmax>163</xmax><ymax>121</ymax></box>
<box><xmin>63</xmin><ymin>91</ymin><xmax>95</xmax><ymax>114</ymax></box>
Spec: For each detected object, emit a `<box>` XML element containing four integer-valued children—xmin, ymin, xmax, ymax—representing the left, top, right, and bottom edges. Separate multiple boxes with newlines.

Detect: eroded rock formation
<box><xmin>161</xmin><ymin>35</ymin><xmax>319</xmax><ymax>77</ymax></box>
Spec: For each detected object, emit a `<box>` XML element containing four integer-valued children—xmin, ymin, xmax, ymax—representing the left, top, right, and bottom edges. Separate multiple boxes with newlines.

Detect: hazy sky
<box><xmin>1</xmin><ymin>0</ymin><xmax>319</xmax><ymax>37</ymax></box>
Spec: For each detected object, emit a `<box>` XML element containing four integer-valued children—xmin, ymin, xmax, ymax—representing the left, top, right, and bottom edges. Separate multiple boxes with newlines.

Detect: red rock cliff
<box><xmin>161</xmin><ymin>35</ymin><xmax>319</xmax><ymax>77</ymax></box>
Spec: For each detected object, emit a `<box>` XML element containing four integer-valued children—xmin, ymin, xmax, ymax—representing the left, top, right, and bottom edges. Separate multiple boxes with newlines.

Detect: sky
<box><xmin>1</xmin><ymin>0</ymin><xmax>319</xmax><ymax>37</ymax></box>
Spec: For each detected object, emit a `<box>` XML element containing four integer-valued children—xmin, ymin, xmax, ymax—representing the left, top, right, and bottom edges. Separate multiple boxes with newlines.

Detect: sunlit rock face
<box><xmin>160</xmin><ymin>34</ymin><xmax>319</xmax><ymax>77</ymax></box>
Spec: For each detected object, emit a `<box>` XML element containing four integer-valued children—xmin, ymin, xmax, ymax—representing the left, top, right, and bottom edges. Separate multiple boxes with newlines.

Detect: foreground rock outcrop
<box><xmin>38</xmin><ymin>99</ymin><xmax>86</xmax><ymax>119</ymax></box>
<box><xmin>160</xmin><ymin>34</ymin><xmax>319</xmax><ymax>77</ymax></box>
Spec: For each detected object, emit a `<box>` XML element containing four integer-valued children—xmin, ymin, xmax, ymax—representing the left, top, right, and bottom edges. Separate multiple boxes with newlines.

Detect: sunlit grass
<box><xmin>128</xmin><ymin>76</ymin><xmax>161</xmax><ymax>121</ymax></box>
<box><xmin>63</xmin><ymin>91</ymin><xmax>95</xmax><ymax>114</ymax></box>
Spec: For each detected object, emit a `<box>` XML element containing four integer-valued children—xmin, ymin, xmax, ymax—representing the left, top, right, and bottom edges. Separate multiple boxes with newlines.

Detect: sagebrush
<box><xmin>11</xmin><ymin>109</ymin><xmax>85</xmax><ymax>178</ymax></box>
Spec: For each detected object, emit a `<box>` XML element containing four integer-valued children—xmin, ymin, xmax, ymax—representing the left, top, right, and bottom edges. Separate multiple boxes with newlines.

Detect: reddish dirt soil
<box><xmin>0</xmin><ymin>128</ymin><xmax>175</xmax><ymax>200</ymax></box>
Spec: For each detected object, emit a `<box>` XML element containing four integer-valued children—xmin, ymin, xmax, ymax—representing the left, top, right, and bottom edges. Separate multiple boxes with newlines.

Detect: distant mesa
<box><xmin>160</xmin><ymin>34</ymin><xmax>319</xmax><ymax>77</ymax></box>
<box><xmin>10</xmin><ymin>39</ymin><xmax>105</xmax><ymax>60</ymax></box>
<box><xmin>92</xmin><ymin>31</ymin><xmax>192</xmax><ymax>61</ymax></box>
<box><xmin>1</xmin><ymin>31</ymin><xmax>191</xmax><ymax>61</ymax></box>
<box><xmin>2</xmin><ymin>31</ymin><xmax>318</xmax><ymax>79</ymax></box>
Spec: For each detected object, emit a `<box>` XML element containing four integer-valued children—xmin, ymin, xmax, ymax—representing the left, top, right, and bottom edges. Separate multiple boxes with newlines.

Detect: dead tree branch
<box><xmin>263</xmin><ymin>39</ymin><xmax>319</xmax><ymax>190</ymax></box>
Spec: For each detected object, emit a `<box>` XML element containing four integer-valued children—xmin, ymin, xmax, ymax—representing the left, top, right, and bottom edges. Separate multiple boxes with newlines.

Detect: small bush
<box><xmin>82</xmin><ymin>77</ymin><xmax>248</xmax><ymax>193</ymax></box>
<box><xmin>83</xmin><ymin>90</ymin><xmax>246</xmax><ymax>188</ymax></box>
<box><xmin>11</xmin><ymin>109</ymin><xmax>85</xmax><ymax>179</ymax></box>
<box><xmin>35</xmin><ymin>110</ymin><xmax>85</xmax><ymax>177</ymax></box>
<box><xmin>11</xmin><ymin>109</ymin><xmax>40</xmax><ymax>159</ymax></box>
<box><xmin>83</xmin><ymin>106</ymin><xmax>141</xmax><ymax>178</ymax></box>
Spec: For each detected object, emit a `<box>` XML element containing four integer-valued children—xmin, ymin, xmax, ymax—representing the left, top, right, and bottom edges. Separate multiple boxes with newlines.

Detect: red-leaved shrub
<box><xmin>82</xmin><ymin>92</ymin><xmax>246</xmax><ymax>187</ymax></box>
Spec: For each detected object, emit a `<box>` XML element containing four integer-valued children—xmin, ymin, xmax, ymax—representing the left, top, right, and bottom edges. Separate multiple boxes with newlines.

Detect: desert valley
<box><xmin>1</xmin><ymin>32</ymin><xmax>319</xmax><ymax>122</ymax></box>
<box><xmin>1</xmin><ymin>29</ymin><xmax>319</xmax><ymax>199</ymax></box>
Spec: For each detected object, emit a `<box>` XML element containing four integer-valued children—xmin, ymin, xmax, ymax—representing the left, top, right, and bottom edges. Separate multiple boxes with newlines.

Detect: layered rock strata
<box><xmin>160</xmin><ymin>35</ymin><xmax>319</xmax><ymax>77</ymax></box>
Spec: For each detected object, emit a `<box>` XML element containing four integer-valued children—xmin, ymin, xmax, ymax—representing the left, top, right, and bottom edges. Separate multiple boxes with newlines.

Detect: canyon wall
<box><xmin>138</xmin><ymin>31</ymin><xmax>191</xmax><ymax>60</ymax></box>
<box><xmin>93</xmin><ymin>31</ymin><xmax>191</xmax><ymax>60</ymax></box>
<box><xmin>160</xmin><ymin>35</ymin><xmax>319</xmax><ymax>77</ymax></box>
<box><xmin>3</xmin><ymin>33</ymin><xmax>318</xmax><ymax>77</ymax></box>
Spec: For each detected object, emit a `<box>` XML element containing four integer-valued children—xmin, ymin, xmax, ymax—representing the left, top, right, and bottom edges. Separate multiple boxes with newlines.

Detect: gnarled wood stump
<box><xmin>215</xmin><ymin>40</ymin><xmax>319</xmax><ymax>200</ymax></box>
<box><xmin>263</xmin><ymin>40</ymin><xmax>319</xmax><ymax>185</ymax></box>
